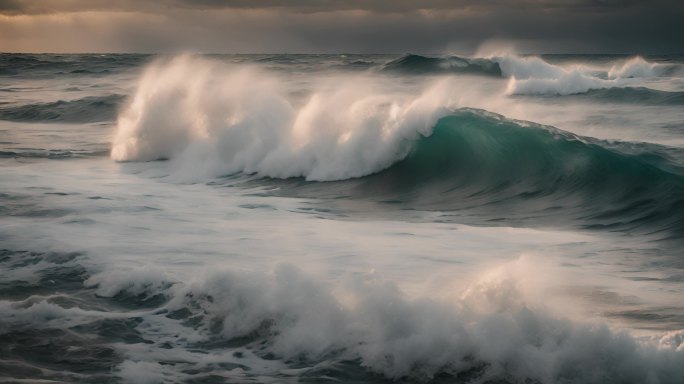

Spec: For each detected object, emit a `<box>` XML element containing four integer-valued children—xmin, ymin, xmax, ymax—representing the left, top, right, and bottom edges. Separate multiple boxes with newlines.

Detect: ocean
<box><xmin>1</xmin><ymin>52</ymin><xmax>684</xmax><ymax>383</ymax></box>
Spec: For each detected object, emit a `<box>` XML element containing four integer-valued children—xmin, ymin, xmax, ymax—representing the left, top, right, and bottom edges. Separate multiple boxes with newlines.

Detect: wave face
<box><xmin>112</xmin><ymin>55</ymin><xmax>456</xmax><ymax>181</ymax></box>
<box><xmin>279</xmin><ymin>109</ymin><xmax>684</xmax><ymax>238</ymax></box>
<box><xmin>515</xmin><ymin>87</ymin><xmax>684</xmax><ymax>105</ymax></box>
<box><xmin>0</xmin><ymin>95</ymin><xmax>124</xmax><ymax>123</ymax></box>
<box><xmin>382</xmin><ymin>54</ymin><xmax>502</xmax><ymax>77</ymax></box>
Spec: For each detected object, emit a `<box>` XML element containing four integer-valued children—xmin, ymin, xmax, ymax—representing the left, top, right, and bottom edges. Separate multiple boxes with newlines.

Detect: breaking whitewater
<box><xmin>1</xmin><ymin>52</ymin><xmax>684</xmax><ymax>383</ymax></box>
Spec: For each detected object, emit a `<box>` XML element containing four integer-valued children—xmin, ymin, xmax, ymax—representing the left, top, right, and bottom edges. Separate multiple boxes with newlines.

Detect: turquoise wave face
<box><xmin>268</xmin><ymin>109</ymin><xmax>684</xmax><ymax>239</ymax></box>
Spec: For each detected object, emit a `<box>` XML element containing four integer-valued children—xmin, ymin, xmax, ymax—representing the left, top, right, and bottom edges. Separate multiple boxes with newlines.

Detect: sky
<box><xmin>0</xmin><ymin>0</ymin><xmax>683</xmax><ymax>54</ymax></box>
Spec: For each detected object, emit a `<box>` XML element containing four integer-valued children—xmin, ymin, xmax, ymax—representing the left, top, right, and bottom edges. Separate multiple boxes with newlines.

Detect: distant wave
<box><xmin>608</xmin><ymin>56</ymin><xmax>677</xmax><ymax>79</ymax></box>
<box><xmin>0</xmin><ymin>94</ymin><xmax>124</xmax><ymax>123</ymax></box>
<box><xmin>274</xmin><ymin>109</ymin><xmax>684</xmax><ymax>238</ymax></box>
<box><xmin>382</xmin><ymin>54</ymin><xmax>502</xmax><ymax>77</ymax></box>
<box><xmin>501</xmin><ymin>55</ymin><xmax>681</xmax><ymax>96</ymax></box>
<box><xmin>514</xmin><ymin>87</ymin><xmax>684</xmax><ymax>105</ymax></box>
<box><xmin>589</xmin><ymin>87</ymin><xmax>684</xmax><ymax>105</ymax></box>
<box><xmin>496</xmin><ymin>55</ymin><xmax>675</xmax><ymax>81</ymax></box>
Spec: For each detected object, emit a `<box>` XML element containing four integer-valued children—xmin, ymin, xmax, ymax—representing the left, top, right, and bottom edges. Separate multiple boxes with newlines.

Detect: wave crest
<box><xmin>608</xmin><ymin>56</ymin><xmax>671</xmax><ymax>79</ymax></box>
<box><xmin>151</xmin><ymin>263</ymin><xmax>684</xmax><ymax>383</ymax></box>
<box><xmin>379</xmin><ymin>53</ymin><xmax>680</xmax><ymax>97</ymax></box>
<box><xmin>112</xmin><ymin>55</ymin><xmax>456</xmax><ymax>181</ymax></box>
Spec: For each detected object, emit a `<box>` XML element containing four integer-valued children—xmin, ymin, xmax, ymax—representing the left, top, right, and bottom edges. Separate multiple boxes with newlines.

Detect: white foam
<box><xmin>143</xmin><ymin>262</ymin><xmax>684</xmax><ymax>382</ymax></box>
<box><xmin>110</xmin><ymin>54</ymin><xmax>682</xmax><ymax>179</ymax></box>
<box><xmin>490</xmin><ymin>54</ymin><xmax>668</xmax><ymax>95</ymax></box>
<box><xmin>112</xmin><ymin>55</ymin><xmax>457</xmax><ymax>181</ymax></box>
<box><xmin>0</xmin><ymin>298</ymin><xmax>145</xmax><ymax>330</ymax></box>
<box><xmin>495</xmin><ymin>55</ymin><xmax>567</xmax><ymax>80</ymax></box>
<box><xmin>506</xmin><ymin>71</ymin><xmax>615</xmax><ymax>96</ymax></box>
<box><xmin>608</xmin><ymin>56</ymin><xmax>667</xmax><ymax>79</ymax></box>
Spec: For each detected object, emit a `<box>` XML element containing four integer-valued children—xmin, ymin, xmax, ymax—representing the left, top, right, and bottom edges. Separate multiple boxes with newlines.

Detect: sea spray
<box><xmin>112</xmin><ymin>55</ymin><xmax>456</xmax><ymax>181</ymax></box>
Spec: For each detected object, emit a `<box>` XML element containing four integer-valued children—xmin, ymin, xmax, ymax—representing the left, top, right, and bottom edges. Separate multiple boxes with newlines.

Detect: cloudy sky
<box><xmin>1</xmin><ymin>0</ymin><xmax>682</xmax><ymax>54</ymax></box>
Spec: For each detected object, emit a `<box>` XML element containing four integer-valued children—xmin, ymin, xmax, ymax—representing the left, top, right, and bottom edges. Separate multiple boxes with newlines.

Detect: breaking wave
<box><xmin>380</xmin><ymin>53</ymin><xmax>682</xmax><ymax>98</ymax></box>
<box><xmin>112</xmin><ymin>55</ymin><xmax>684</xmax><ymax>237</ymax></box>
<box><xmin>111</xmin><ymin>55</ymin><xmax>455</xmax><ymax>181</ymax></box>
<box><xmin>2</xmin><ymin>253</ymin><xmax>684</xmax><ymax>383</ymax></box>
<box><xmin>515</xmin><ymin>87</ymin><xmax>684</xmax><ymax>105</ymax></box>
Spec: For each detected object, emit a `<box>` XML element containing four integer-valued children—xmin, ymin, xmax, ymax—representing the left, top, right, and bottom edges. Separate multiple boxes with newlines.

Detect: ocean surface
<box><xmin>1</xmin><ymin>52</ymin><xmax>684</xmax><ymax>383</ymax></box>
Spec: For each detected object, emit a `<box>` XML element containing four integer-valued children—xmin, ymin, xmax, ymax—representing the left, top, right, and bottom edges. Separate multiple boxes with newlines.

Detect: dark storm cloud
<box><xmin>174</xmin><ymin>0</ymin><xmax>655</xmax><ymax>12</ymax></box>
<box><xmin>0</xmin><ymin>0</ymin><xmax>682</xmax><ymax>53</ymax></box>
<box><xmin>271</xmin><ymin>4</ymin><xmax>684</xmax><ymax>53</ymax></box>
<box><xmin>0</xmin><ymin>0</ymin><xmax>673</xmax><ymax>15</ymax></box>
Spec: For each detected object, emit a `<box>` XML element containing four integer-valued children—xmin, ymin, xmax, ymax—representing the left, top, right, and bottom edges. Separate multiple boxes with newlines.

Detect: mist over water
<box><xmin>2</xmin><ymin>52</ymin><xmax>684</xmax><ymax>383</ymax></box>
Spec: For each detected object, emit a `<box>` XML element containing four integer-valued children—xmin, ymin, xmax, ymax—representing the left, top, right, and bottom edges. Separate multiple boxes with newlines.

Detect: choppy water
<box><xmin>2</xmin><ymin>52</ymin><xmax>684</xmax><ymax>383</ymax></box>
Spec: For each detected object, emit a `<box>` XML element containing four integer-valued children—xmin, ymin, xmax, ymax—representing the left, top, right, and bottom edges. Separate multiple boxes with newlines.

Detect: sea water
<box><xmin>1</xmin><ymin>53</ymin><xmax>684</xmax><ymax>383</ymax></box>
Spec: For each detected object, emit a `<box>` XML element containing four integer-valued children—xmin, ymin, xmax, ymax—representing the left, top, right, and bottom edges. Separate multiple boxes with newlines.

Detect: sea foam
<box><xmin>98</xmin><ymin>261</ymin><xmax>684</xmax><ymax>383</ymax></box>
<box><xmin>112</xmin><ymin>55</ymin><xmax>457</xmax><ymax>181</ymax></box>
<box><xmin>498</xmin><ymin>55</ymin><xmax>672</xmax><ymax>95</ymax></box>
